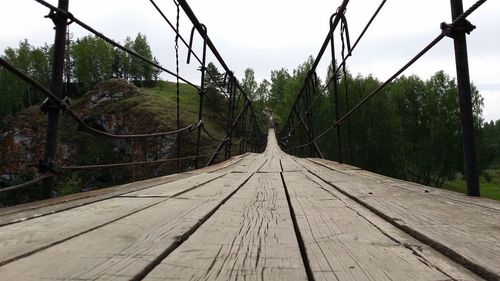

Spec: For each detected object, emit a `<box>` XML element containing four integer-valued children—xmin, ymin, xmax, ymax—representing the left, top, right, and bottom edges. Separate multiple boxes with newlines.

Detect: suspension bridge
<box><xmin>0</xmin><ymin>0</ymin><xmax>499</xmax><ymax>280</ymax></box>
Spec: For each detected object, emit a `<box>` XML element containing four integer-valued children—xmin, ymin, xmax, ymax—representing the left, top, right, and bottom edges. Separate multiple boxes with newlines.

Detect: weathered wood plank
<box><xmin>123</xmin><ymin>171</ymin><xmax>226</xmax><ymax>197</ymax></box>
<box><xmin>343</xmin><ymin>168</ymin><xmax>500</xmax><ymax>212</ymax></box>
<box><xmin>296</xmin><ymin>157</ymin><xmax>500</xmax><ymax>280</ymax></box>
<box><xmin>0</xmin><ymin>172</ymin><xmax>252</xmax><ymax>280</ymax></box>
<box><xmin>0</xmin><ymin>172</ymin><xmax>192</xmax><ymax>226</ymax></box>
<box><xmin>0</xmin><ymin>172</ymin><xmax>226</xmax><ymax>267</ymax></box>
<box><xmin>283</xmin><ymin>171</ymin><xmax>480</xmax><ymax>281</ymax></box>
<box><xmin>185</xmin><ymin>156</ymin><xmax>244</xmax><ymax>174</ymax></box>
<box><xmin>258</xmin><ymin>156</ymin><xmax>282</xmax><ymax>172</ymax></box>
<box><xmin>280</xmin><ymin>155</ymin><xmax>306</xmax><ymax>172</ymax></box>
<box><xmin>143</xmin><ymin>172</ymin><xmax>308</xmax><ymax>281</ymax></box>
<box><xmin>308</xmin><ymin>158</ymin><xmax>361</xmax><ymax>171</ymax></box>
<box><xmin>216</xmin><ymin>154</ymin><xmax>268</xmax><ymax>173</ymax></box>
<box><xmin>0</xmin><ymin>197</ymin><xmax>161</xmax><ymax>266</ymax></box>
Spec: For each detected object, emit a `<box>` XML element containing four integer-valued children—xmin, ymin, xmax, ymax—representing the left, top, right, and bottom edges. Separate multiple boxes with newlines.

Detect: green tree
<box><xmin>268</xmin><ymin>68</ymin><xmax>291</xmax><ymax>121</ymax></box>
<box><xmin>241</xmin><ymin>68</ymin><xmax>258</xmax><ymax>100</ymax></box>
<box><xmin>129</xmin><ymin>33</ymin><xmax>154</xmax><ymax>83</ymax></box>
<box><xmin>203</xmin><ymin>62</ymin><xmax>226</xmax><ymax>114</ymax></box>
<box><xmin>72</xmin><ymin>35</ymin><xmax>114</xmax><ymax>91</ymax></box>
<box><xmin>0</xmin><ymin>40</ymin><xmax>51</xmax><ymax>117</ymax></box>
<box><xmin>255</xmin><ymin>79</ymin><xmax>271</xmax><ymax>102</ymax></box>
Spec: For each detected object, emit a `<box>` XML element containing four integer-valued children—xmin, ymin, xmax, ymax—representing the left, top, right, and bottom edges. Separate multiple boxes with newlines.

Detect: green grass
<box><xmin>443</xmin><ymin>168</ymin><xmax>500</xmax><ymax>200</ymax></box>
<box><xmin>140</xmin><ymin>81</ymin><xmax>227</xmax><ymax>140</ymax></box>
<box><xmin>67</xmin><ymin>79</ymin><xmax>229</xmax><ymax>163</ymax></box>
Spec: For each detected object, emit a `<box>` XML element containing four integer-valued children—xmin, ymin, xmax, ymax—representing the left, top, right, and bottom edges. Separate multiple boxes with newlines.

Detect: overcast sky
<box><xmin>1</xmin><ymin>0</ymin><xmax>499</xmax><ymax>121</ymax></box>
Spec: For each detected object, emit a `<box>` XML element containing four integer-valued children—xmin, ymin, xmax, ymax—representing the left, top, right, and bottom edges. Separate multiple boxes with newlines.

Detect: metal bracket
<box><xmin>45</xmin><ymin>9</ymin><xmax>73</xmax><ymax>27</ymax></box>
<box><xmin>39</xmin><ymin>159</ymin><xmax>62</xmax><ymax>175</ymax></box>
<box><xmin>440</xmin><ymin>20</ymin><xmax>476</xmax><ymax>38</ymax></box>
<box><xmin>40</xmin><ymin>97</ymin><xmax>71</xmax><ymax>113</ymax></box>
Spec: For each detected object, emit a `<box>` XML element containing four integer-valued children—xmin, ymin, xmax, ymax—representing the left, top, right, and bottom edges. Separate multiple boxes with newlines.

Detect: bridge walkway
<box><xmin>0</xmin><ymin>130</ymin><xmax>499</xmax><ymax>280</ymax></box>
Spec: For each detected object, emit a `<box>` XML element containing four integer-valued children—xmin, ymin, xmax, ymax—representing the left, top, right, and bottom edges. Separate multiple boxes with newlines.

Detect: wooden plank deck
<box><xmin>0</xmin><ymin>129</ymin><xmax>498</xmax><ymax>280</ymax></box>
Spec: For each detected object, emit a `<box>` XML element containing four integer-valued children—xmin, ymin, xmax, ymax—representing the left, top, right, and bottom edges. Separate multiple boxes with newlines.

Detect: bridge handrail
<box><xmin>278</xmin><ymin>0</ymin><xmax>487</xmax><ymax>197</ymax></box>
<box><xmin>0</xmin><ymin>0</ymin><xmax>268</xmax><ymax>198</ymax></box>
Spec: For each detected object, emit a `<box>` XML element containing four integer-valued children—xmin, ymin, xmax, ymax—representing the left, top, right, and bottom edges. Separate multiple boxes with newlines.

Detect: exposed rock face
<box><xmin>0</xmin><ymin>79</ymin><xmax>179</xmax><ymax>190</ymax></box>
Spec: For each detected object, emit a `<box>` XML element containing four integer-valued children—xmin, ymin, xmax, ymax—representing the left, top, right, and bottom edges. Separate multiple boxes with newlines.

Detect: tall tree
<box><xmin>131</xmin><ymin>33</ymin><xmax>154</xmax><ymax>82</ymax></box>
<box><xmin>72</xmin><ymin>35</ymin><xmax>114</xmax><ymax>91</ymax></box>
<box><xmin>241</xmin><ymin>68</ymin><xmax>258</xmax><ymax>100</ymax></box>
<box><xmin>203</xmin><ymin>62</ymin><xmax>225</xmax><ymax>114</ymax></box>
<box><xmin>255</xmin><ymin>79</ymin><xmax>271</xmax><ymax>102</ymax></box>
<box><xmin>268</xmin><ymin>68</ymin><xmax>291</xmax><ymax>121</ymax></box>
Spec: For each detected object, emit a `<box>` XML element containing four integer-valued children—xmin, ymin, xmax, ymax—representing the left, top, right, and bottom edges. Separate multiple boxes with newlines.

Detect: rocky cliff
<box><xmin>0</xmin><ymin>79</ymin><xmax>218</xmax><ymax>203</ymax></box>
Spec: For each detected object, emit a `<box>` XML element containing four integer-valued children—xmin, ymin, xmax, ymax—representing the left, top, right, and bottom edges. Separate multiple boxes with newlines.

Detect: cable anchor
<box><xmin>40</xmin><ymin>96</ymin><xmax>71</xmax><ymax>113</ymax></box>
<box><xmin>440</xmin><ymin>20</ymin><xmax>476</xmax><ymax>39</ymax></box>
<box><xmin>38</xmin><ymin>158</ymin><xmax>62</xmax><ymax>176</ymax></box>
<box><xmin>45</xmin><ymin>8</ymin><xmax>74</xmax><ymax>27</ymax></box>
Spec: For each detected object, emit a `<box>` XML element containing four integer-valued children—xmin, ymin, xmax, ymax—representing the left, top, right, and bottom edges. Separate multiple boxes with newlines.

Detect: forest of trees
<box><xmin>1</xmin><ymin>34</ymin><xmax>498</xmax><ymax>190</ymax></box>
<box><xmin>0</xmin><ymin>33</ymin><xmax>158</xmax><ymax>119</ymax></box>
<box><xmin>239</xmin><ymin>56</ymin><xmax>498</xmax><ymax>188</ymax></box>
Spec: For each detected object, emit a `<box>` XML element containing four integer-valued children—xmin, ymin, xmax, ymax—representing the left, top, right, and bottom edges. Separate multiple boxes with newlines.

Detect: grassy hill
<box><xmin>0</xmin><ymin>79</ymin><xmax>239</xmax><ymax>206</ymax></box>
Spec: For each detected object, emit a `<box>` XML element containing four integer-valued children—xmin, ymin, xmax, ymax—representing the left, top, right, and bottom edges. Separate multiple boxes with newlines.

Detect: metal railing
<box><xmin>278</xmin><ymin>0</ymin><xmax>487</xmax><ymax>196</ymax></box>
<box><xmin>0</xmin><ymin>0</ymin><xmax>267</xmax><ymax>198</ymax></box>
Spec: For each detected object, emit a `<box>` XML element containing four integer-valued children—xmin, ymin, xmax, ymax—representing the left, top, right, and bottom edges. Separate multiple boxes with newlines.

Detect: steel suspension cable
<box><xmin>282</xmin><ymin>0</ymin><xmax>387</xmax><ymax>140</ymax></box>
<box><xmin>61</xmin><ymin>153</ymin><xmax>216</xmax><ymax>170</ymax></box>
<box><xmin>148</xmin><ymin>0</ymin><xmax>232</xmax><ymax>97</ymax></box>
<box><xmin>290</xmin><ymin>0</ymin><xmax>488</xmax><ymax>149</ymax></box>
<box><xmin>291</xmin><ymin>34</ymin><xmax>446</xmax><ymax>150</ymax></box>
<box><xmin>340</xmin><ymin>18</ymin><xmax>354</xmax><ymax>162</ymax></box>
<box><xmin>0</xmin><ymin>57</ymin><xmax>201</xmax><ymax>139</ymax></box>
<box><xmin>175</xmin><ymin>0</ymin><xmax>181</xmax><ymax>169</ymax></box>
<box><xmin>34</xmin><ymin>0</ymin><xmax>200</xmax><ymax>90</ymax></box>
<box><xmin>0</xmin><ymin>173</ymin><xmax>54</xmax><ymax>194</ymax></box>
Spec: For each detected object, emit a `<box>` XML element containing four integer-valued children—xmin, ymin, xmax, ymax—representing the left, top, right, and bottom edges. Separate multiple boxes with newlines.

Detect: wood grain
<box><xmin>283</xmin><ymin>171</ymin><xmax>479</xmax><ymax>281</ymax></box>
<box><xmin>0</xmin><ymin>172</ymin><xmax>251</xmax><ymax>280</ymax></box>
<box><xmin>296</xmin><ymin>157</ymin><xmax>500</xmax><ymax>280</ymax></box>
<box><xmin>0</xmin><ymin>173</ymin><xmax>192</xmax><ymax>226</ymax></box>
<box><xmin>143</xmin><ymin>172</ymin><xmax>308</xmax><ymax>281</ymax></box>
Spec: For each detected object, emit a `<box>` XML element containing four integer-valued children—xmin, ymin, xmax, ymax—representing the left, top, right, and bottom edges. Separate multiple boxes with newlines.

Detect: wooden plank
<box><xmin>185</xmin><ymin>156</ymin><xmax>244</xmax><ymax>174</ymax></box>
<box><xmin>216</xmin><ymin>154</ymin><xmax>268</xmax><ymax>173</ymax></box>
<box><xmin>0</xmin><ymin>172</ymin><xmax>225</xmax><ymax>267</ymax></box>
<box><xmin>256</xmin><ymin>130</ymin><xmax>283</xmax><ymax>173</ymax></box>
<box><xmin>258</xmin><ymin>156</ymin><xmax>282</xmax><ymax>172</ymax></box>
<box><xmin>123</xmin><ymin>171</ymin><xmax>226</xmax><ymax>197</ymax></box>
<box><xmin>280</xmin><ymin>155</ymin><xmax>307</xmax><ymax>172</ymax></box>
<box><xmin>344</xmin><ymin>169</ymin><xmax>500</xmax><ymax>212</ymax></box>
<box><xmin>0</xmin><ymin>172</ymin><xmax>253</xmax><ymax>281</ymax></box>
<box><xmin>143</xmin><ymin>172</ymin><xmax>308</xmax><ymax>281</ymax></box>
<box><xmin>308</xmin><ymin>158</ymin><xmax>361</xmax><ymax>171</ymax></box>
<box><xmin>282</xmin><ymin>171</ymin><xmax>480</xmax><ymax>281</ymax></box>
<box><xmin>0</xmin><ymin>172</ymin><xmax>192</xmax><ymax>226</ymax></box>
<box><xmin>297</xmin><ymin>157</ymin><xmax>500</xmax><ymax>280</ymax></box>
<box><xmin>0</xmin><ymin>197</ymin><xmax>161</xmax><ymax>266</ymax></box>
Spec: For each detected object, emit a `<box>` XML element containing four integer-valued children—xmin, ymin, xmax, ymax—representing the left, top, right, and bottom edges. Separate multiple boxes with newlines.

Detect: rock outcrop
<box><xmin>0</xmin><ymin>79</ymin><xmax>180</xmax><ymax>192</ymax></box>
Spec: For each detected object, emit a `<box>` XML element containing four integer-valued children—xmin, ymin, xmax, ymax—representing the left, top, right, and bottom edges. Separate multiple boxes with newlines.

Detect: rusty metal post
<box><xmin>252</xmin><ymin>116</ymin><xmax>258</xmax><ymax>153</ymax></box>
<box><xmin>239</xmin><ymin>109</ymin><xmax>247</xmax><ymax>154</ymax></box>
<box><xmin>304</xmin><ymin>80</ymin><xmax>315</xmax><ymax>157</ymax></box>
<box><xmin>290</xmin><ymin>115</ymin><xmax>296</xmax><ymax>155</ymax></box>
<box><xmin>40</xmin><ymin>0</ymin><xmax>69</xmax><ymax>199</ymax></box>
<box><xmin>225</xmin><ymin>77</ymin><xmax>236</xmax><ymax>159</ymax></box>
<box><xmin>194</xmin><ymin>25</ymin><xmax>208</xmax><ymax>169</ymax></box>
<box><xmin>224</xmin><ymin>76</ymin><xmax>233</xmax><ymax>159</ymax></box>
<box><xmin>450</xmin><ymin>0</ymin><xmax>480</xmax><ymax>196</ymax></box>
<box><xmin>330</xmin><ymin>14</ymin><xmax>343</xmax><ymax>163</ymax></box>
<box><xmin>249</xmin><ymin>117</ymin><xmax>255</xmax><ymax>153</ymax></box>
